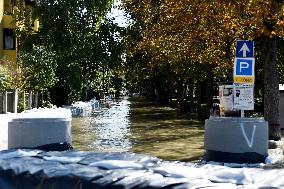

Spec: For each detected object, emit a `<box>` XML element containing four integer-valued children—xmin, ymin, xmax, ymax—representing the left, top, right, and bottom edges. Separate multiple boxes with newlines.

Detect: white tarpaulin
<box><xmin>0</xmin><ymin>148</ymin><xmax>283</xmax><ymax>189</ymax></box>
<box><xmin>233</xmin><ymin>83</ymin><xmax>254</xmax><ymax>110</ymax></box>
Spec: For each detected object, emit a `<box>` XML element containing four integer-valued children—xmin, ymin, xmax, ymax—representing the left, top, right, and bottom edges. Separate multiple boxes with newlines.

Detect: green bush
<box><xmin>0</xmin><ymin>64</ymin><xmax>12</xmax><ymax>90</ymax></box>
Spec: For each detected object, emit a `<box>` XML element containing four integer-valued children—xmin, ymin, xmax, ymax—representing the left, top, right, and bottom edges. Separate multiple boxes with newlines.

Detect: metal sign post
<box><xmin>234</xmin><ymin>40</ymin><xmax>255</xmax><ymax>116</ymax></box>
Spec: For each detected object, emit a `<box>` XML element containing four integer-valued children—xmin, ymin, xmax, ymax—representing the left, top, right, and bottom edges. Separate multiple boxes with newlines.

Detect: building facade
<box><xmin>0</xmin><ymin>0</ymin><xmax>39</xmax><ymax>113</ymax></box>
<box><xmin>0</xmin><ymin>0</ymin><xmax>38</xmax><ymax>63</ymax></box>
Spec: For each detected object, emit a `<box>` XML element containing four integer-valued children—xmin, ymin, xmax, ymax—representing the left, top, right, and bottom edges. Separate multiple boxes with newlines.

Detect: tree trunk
<box><xmin>196</xmin><ymin>83</ymin><xmax>203</xmax><ymax>119</ymax></box>
<box><xmin>262</xmin><ymin>0</ymin><xmax>282</xmax><ymax>140</ymax></box>
<box><xmin>263</xmin><ymin>36</ymin><xmax>281</xmax><ymax>140</ymax></box>
<box><xmin>177</xmin><ymin>79</ymin><xmax>184</xmax><ymax>107</ymax></box>
<box><xmin>102</xmin><ymin>66</ymin><xmax>105</xmax><ymax>92</ymax></box>
<box><xmin>206</xmin><ymin>66</ymin><xmax>214</xmax><ymax>118</ymax></box>
<box><xmin>188</xmin><ymin>78</ymin><xmax>194</xmax><ymax>113</ymax></box>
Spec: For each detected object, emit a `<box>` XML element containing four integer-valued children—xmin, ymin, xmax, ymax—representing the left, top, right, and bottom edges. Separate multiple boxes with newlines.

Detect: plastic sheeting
<box><xmin>0</xmin><ymin>149</ymin><xmax>283</xmax><ymax>189</ymax></box>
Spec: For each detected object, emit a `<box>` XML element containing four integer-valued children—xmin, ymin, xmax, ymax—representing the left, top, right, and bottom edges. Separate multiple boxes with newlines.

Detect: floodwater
<box><xmin>72</xmin><ymin>96</ymin><xmax>205</xmax><ymax>161</ymax></box>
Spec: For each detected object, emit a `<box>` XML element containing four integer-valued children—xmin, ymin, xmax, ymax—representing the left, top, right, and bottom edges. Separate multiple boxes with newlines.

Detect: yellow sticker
<box><xmin>234</xmin><ymin>77</ymin><xmax>254</xmax><ymax>83</ymax></box>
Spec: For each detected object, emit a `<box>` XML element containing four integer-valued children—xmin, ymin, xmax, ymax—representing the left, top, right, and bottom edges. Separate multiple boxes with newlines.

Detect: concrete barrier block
<box><xmin>204</xmin><ymin>117</ymin><xmax>268</xmax><ymax>163</ymax></box>
<box><xmin>8</xmin><ymin>118</ymin><xmax>71</xmax><ymax>149</ymax></box>
<box><xmin>0</xmin><ymin>114</ymin><xmax>16</xmax><ymax>150</ymax></box>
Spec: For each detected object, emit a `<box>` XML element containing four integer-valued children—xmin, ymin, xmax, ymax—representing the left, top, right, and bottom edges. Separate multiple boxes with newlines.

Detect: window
<box><xmin>25</xmin><ymin>0</ymin><xmax>35</xmax><ymax>6</ymax></box>
<box><xmin>3</xmin><ymin>29</ymin><xmax>15</xmax><ymax>50</ymax></box>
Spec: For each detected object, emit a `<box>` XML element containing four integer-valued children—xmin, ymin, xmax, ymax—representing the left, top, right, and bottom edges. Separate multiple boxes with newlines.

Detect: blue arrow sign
<box><xmin>236</xmin><ymin>40</ymin><xmax>254</xmax><ymax>58</ymax></box>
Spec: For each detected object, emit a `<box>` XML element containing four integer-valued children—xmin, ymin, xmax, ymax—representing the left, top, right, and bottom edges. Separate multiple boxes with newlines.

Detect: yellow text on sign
<box><xmin>234</xmin><ymin>77</ymin><xmax>254</xmax><ymax>83</ymax></box>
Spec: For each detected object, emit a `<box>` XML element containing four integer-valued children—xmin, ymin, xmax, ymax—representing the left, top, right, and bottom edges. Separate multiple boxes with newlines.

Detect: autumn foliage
<box><xmin>122</xmin><ymin>0</ymin><xmax>284</xmax><ymax>139</ymax></box>
<box><xmin>123</xmin><ymin>0</ymin><xmax>284</xmax><ymax>70</ymax></box>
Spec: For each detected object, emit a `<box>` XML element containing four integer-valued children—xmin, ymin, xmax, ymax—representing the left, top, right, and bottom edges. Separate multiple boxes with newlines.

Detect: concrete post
<box><xmin>3</xmin><ymin>91</ymin><xmax>7</xmax><ymax>114</ymax></box>
<box><xmin>28</xmin><ymin>91</ymin><xmax>33</xmax><ymax>110</ymax></box>
<box><xmin>23</xmin><ymin>91</ymin><xmax>26</xmax><ymax>110</ymax></box>
<box><xmin>34</xmin><ymin>92</ymin><xmax>38</xmax><ymax>108</ymax></box>
<box><xmin>13</xmin><ymin>89</ymin><xmax>18</xmax><ymax>113</ymax></box>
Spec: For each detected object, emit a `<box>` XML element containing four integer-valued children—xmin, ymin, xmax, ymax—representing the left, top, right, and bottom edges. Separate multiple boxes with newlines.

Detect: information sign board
<box><xmin>233</xmin><ymin>83</ymin><xmax>254</xmax><ymax>110</ymax></box>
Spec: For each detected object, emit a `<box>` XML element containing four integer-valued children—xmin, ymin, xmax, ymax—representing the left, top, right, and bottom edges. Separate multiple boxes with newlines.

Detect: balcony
<box><xmin>2</xmin><ymin>50</ymin><xmax>17</xmax><ymax>63</ymax></box>
<box><xmin>3</xmin><ymin>15</ymin><xmax>15</xmax><ymax>29</ymax></box>
<box><xmin>33</xmin><ymin>19</ymin><xmax>39</xmax><ymax>31</ymax></box>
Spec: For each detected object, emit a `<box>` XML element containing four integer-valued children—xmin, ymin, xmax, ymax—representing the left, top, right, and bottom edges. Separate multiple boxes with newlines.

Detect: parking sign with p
<box><xmin>234</xmin><ymin>58</ymin><xmax>255</xmax><ymax>83</ymax></box>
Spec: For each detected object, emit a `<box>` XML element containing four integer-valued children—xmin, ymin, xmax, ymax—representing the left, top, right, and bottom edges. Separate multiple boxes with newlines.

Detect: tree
<box><xmin>0</xmin><ymin>58</ymin><xmax>22</xmax><ymax>90</ymax></box>
<box><xmin>18</xmin><ymin>45</ymin><xmax>58</xmax><ymax>91</ymax></box>
<box><xmin>0</xmin><ymin>64</ymin><xmax>12</xmax><ymax>90</ymax></box>
<box><xmin>94</xmin><ymin>19</ymin><xmax>124</xmax><ymax>94</ymax></box>
<box><xmin>261</xmin><ymin>1</ymin><xmax>283</xmax><ymax>140</ymax></box>
<box><xmin>16</xmin><ymin>0</ymin><xmax>125</xmax><ymax>106</ymax></box>
<box><xmin>122</xmin><ymin>0</ymin><xmax>284</xmax><ymax>139</ymax></box>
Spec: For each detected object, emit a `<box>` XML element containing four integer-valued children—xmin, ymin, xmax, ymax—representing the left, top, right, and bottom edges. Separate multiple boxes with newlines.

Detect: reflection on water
<box><xmin>72</xmin><ymin>99</ymin><xmax>132</xmax><ymax>152</ymax></box>
<box><xmin>72</xmin><ymin>96</ymin><xmax>204</xmax><ymax>161</ymax></box>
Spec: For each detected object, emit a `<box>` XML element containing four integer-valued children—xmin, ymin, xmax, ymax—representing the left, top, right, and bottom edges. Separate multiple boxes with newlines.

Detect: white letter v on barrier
<box><xmin>240</xmin><ymin>123</ymin><xmax>256</xmax><ymax>148</ymax></box>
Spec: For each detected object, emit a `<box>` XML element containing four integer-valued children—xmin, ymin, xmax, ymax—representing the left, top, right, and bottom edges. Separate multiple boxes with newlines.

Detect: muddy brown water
<box><xmin>72</xmin><ymin>96</ymin><xmax>205</xmax><ymax>162</ymax></box>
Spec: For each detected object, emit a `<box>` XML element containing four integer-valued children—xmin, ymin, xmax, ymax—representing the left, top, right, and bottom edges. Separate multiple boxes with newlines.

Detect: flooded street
<box><xmin>72</xmin><ymin>96</ymin><xmax>204</xmax><ymax>161</ymax></box>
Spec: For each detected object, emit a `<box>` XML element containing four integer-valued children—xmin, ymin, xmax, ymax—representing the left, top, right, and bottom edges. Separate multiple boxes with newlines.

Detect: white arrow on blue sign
<box><xmin>236</xmin><ymin>40</ymin><xmax>254</xmax><ymax>58</ymax></box>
